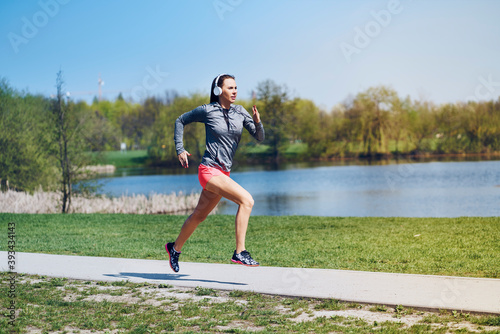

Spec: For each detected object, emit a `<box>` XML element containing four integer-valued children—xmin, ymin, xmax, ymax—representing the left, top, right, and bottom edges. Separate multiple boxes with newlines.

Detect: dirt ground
<box><xmin>15</xmin><ymin>275</ymin><xmax>500</xmax><ymax>333</ymax></box>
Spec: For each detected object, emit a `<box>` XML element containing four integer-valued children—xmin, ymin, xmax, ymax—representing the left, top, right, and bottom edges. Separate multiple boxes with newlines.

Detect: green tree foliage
<box><xmin>2</xmin><ymin>75</ymin><xmax>500</xmax><ymax>195</ymax></box>
<box><xmin>84</xmin><ymin>105</ymin><xmax>121</xmax><ymax>152</ymax></box>
<box><xmin>147</xmin><ymin>84</ymin><xmax>500</xmax><ymax>166</ymax></box>
<box><xmin>290</xmin><ymin>98</ymin><xmax>331</xmax><ymax>158</ymax></box>
<box><xmin>463</xmin><ymin>100</ymin><xmax>500</xmax><ymax>153</ymax></box>
<box><xmin>351</xmin><ymin>86</ymin><xmax>399</xmax><ymax>156</ymax></box>
<box><xmin>0</xmin><ymin>78</ymin><xmax>56</xmax><ymax>192</ymax></box>
<box><xmin>256</xmin><ymin>80</ymin><xmax>293</xmax><ymax>162</ymax></box>
<box><xmin>390</xmin><ymin>95</ymin><xmax>411</xmax><ymax>154</ymax></box>
<box><xmin>148</xmin><ymin>94</ymin><xmax>207</xmax><ymax>165</ymax></box>
<box><xmin>0</xmin><ymin>76</ymin><xmax>114</xmax><ymax>196</ymax></box>
<box><xmin>87</xmin><ymin>90</ymin><xmax>180</xmax><ymax>151</ymax></box>
<box><xmin>407</xmin><ymin>100</ymin><xmax>436</xmax><ymax>153</ymax></box>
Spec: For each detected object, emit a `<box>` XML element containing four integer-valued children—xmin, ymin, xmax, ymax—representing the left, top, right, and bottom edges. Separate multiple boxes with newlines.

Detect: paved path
<box><xmin>1</xmin><ymin>252</ymin><xmax>499</xmax><ymax>314</ymax></box>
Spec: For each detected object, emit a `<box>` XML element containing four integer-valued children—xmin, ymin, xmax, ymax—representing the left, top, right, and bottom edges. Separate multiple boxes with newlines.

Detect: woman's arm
<box><xmin>174</xmin><ymin>105</ymin><xmax>206</xmax><ymax>167</ymax></box>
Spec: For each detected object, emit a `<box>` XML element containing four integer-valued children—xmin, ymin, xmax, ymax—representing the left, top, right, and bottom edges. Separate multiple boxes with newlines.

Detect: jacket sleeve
<box><xmin>174</xmin><ymin>105</ymin><xmax>206</xmax><ymax>155</ymax></box>
<box><xmin>241</xmin><ymin>106</ymin><xmax>265</xmax><ymax>142</ymax></box>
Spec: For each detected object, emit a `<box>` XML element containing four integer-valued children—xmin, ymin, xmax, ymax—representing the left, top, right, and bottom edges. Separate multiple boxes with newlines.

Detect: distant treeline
<box><xmin>1</xmin><ymin>77</ymin><xmax>500</xmax><ymax>193</ymax></box>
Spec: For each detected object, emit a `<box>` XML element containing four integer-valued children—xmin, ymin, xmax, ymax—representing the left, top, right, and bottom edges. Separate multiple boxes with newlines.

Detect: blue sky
<box><xmin>1</xmin><ymin>0</ymin><xmax>500</xmax><ymax>110</ymax></box>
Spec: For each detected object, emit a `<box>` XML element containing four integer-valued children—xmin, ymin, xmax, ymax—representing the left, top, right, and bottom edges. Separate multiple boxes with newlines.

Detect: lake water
<box><xmin>97</xmin><ymin>160</ymin><xmax>500</xmax><ymax>217</ymax></box>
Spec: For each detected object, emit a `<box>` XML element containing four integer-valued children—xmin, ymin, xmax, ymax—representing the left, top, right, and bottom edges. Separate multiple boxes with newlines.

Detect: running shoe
<box><xmin>231</xmin><ymin>250</ymin><xmax>260</xmax><ymax>267</ymax></box>
<box><xmin>165</xmin><ymin>242</ymin><xmax>180</xmax><ymax>272</ymax></box>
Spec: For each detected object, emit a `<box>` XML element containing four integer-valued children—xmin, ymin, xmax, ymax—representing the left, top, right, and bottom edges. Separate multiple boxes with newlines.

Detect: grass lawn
<box><xmin>1</xmin><ymin>273</ymin><xmax>499</xmax><ymax>333</ymax></box>
<box><xmin>1</xmin><ymin>214</ymin><xmax>499</xmax><ymax>278</ymax></box>
<box><xmin>92</xmin><ymin>149</ymin><xmax>149</xmax><ymax>168</ymax></box>
<box><xmin>241</xmin><ymin>142</ymin><xmax>308</xmax><ymax>157</ymax></box>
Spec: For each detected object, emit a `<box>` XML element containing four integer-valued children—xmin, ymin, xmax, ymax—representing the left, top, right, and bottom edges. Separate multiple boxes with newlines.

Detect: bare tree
<box><xmin>53</xmin><ymin>70</ymin><xmax>72</xmax><ymax>213</ymax></box>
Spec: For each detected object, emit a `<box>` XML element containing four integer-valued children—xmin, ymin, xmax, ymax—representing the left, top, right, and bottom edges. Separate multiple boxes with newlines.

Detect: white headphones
<box><xmin>213</xmin><ymin>74</ymin><xmax>225</xmax><ymax>96</ymax></box>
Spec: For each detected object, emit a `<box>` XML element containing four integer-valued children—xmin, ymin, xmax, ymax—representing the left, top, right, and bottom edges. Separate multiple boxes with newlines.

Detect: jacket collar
<box><xmin>212</xmin><ymin>101</ymin><xmax>235</xmax><ymax>111</ymax></box>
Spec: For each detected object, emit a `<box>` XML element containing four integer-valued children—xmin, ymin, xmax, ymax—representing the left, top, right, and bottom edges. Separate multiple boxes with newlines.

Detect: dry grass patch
<box><xmin>0</xmin><ymin>189</ymin><xmax>210</xmax><ymax>214</ymax></box>
<box><xmin>2</xmin><ymin>274</ymin><xmax>500</xmax><ymax>333</ymax></box>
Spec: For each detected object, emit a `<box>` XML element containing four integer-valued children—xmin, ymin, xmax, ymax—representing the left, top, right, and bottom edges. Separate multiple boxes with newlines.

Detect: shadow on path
<box><xmin>104</xmin><ymin>272</ymin><xmax>248</xmax><ymax>286</ymax></box>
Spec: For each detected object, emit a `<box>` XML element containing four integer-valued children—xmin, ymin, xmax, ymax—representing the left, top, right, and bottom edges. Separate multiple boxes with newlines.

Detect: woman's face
<box><xmin>220</xmin><ymin>78</ymin><xmax>237</xmax><ymax>104</ymax></box>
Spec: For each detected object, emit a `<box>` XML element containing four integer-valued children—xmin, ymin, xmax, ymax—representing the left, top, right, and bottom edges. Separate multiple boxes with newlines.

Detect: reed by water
<box><xmin>0</xmin><ymin>189</ymin><xmax>206</xmax><ymax>214</ymax></box>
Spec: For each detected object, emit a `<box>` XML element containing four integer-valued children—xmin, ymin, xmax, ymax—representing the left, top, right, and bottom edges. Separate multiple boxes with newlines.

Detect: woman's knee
<box><xmin>240</xmin><ymin>193</ymin><xmax>254</xmax><ymax>209</ymax></box>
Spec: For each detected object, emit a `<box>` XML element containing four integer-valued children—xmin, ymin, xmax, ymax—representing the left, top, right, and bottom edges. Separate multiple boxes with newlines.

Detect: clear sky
<box><xmin>1</xmin><ymin>0</ymin><xmax>500</xmax><ymax>110</ymax></box>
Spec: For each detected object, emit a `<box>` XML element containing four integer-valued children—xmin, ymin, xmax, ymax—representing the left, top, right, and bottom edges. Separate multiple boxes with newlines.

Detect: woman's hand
<box><xmin>252</xmin><ymin>105</ymin><xmax>261</xmax><ymax>124</ymax></box>
<box><xmin>178</xmin><ymin>151</ymin><xmax>191</xmax><ymax>168</ymax></box>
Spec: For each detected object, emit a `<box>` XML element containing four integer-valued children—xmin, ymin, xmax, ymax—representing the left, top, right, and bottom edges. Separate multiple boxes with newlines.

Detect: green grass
<box><xmin>285</xmin><ymin>142</ymin><xmax>308</xmax><ymax>155</ymax></box>
<box><xmin>93</xmin><ymin>149</ymin><xmax>149</xmax><ymax>168</ymax></box>
<box><xmin>241</xmin><ymin>142</ymin><xmax>308</xmax><ymax>157</ymax></box>
<box><xmin>1</xmin><ymin>214</ymin><xmax>499</xmax><ymax>278</ymax></box>
<box><xmin>242</xmin><ymin>143</ymin><xmax>270</xmax><ymax>154</ymax></box>
<box><xmin>1</xmin><ymin>273</ymin><xmax>499</xmax><ymax>333</ymax></box>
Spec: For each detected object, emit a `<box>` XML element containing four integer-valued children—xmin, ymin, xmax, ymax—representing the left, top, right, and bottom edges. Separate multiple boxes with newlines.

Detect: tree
<box><xmin>51</xmin><ymin>71</ymin><xmax>94</xmax><ymax>212</ymax></box>
<box><xmin>291</xmin><ymin>98</ymin><xmax>331</xmax><ymax>157</ymax></box>
<box><xmin>52</xmin><ymin>71</ymin><xmax>73</xmax><ymax>212</ymax></box>
<box><xmin>84</xmin><ymin>105</ymin><xmax>121</xmax><ymax>152</ymax></box>
<box><xmin>407</xmin><ymin>100</ymin><xmax>436</xmax><ymax>153</ymax></box>
<box><xmin>256</xmin><ymin>80</ymin><xmax>292</xmax><ymax>162</ymax></box>
<box><xmin>148</xmin><ymin>94</ymin><xmax>207</xmax><ymax>165</ymax></box>
<box><xmin>462</xmin><ymin>101</ymin><xmax>500</xmax><ymax>153</ymax></box>
<box><xmin>352</xmin><ymin>86</ymin><xmax>399</xmax><ymax>156</ymax></box>
<box><xmin>390</xmin><ymin>95</ymin><xmax>411</xmax><ymax>155</ymax></box>
<box><xmin>0</xmin><ymin>78</ymin><xmax>56</xmax><ymax>192</ymax></box>
<box><xmin>434</xmin><ymin>103</ymin><xmax>464</xmax><ymax>153</ymax></box>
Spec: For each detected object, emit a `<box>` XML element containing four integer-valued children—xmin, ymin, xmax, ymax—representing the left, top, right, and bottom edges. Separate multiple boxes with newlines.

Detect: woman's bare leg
<box><xmin>174</xmin><ymin>189</ymin><xmax>221</xmax><ymax>251</ymax></box>
<box><xmin>205</xmin><ymin>174</ymin><xmax>254</xmax><ymax>253</ymax></box>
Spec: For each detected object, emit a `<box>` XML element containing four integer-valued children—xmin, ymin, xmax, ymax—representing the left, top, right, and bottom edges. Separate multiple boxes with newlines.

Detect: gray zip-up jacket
<box><xmin>174</xmin><ymin>102</ymin><xmax>265</xmax><ymax>172</ymax></box>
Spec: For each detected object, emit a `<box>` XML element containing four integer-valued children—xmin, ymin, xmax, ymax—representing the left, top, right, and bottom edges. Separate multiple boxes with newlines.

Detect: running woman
<box><xmin>165</xmin><ymin>74</ymin><xmax>265</xmax><ymax>272</ymax></box>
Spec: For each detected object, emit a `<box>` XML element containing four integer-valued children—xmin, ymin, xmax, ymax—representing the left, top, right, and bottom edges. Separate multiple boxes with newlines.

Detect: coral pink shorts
<box><xmin>198</xmin><ymin>164</ymin><xmax>230</xmax><ymax>189</ymax></box>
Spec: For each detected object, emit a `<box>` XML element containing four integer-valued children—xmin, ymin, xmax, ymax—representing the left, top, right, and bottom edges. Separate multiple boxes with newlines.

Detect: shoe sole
<box><xmin>231</xmin><ymin>259</ymin><xmax>259</xmax><ymax>267</ymax></box>
<box><xmin>165</xmin><ymin>243</ymin><xmax>179</xmax><ymax>273</ymax></box>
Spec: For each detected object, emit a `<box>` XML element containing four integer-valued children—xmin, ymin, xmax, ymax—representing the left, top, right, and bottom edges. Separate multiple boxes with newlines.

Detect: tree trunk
<box><xmin>55</xmin><ymin>70</ymin><xmax>72</xmax><ymax>213</ymax></box>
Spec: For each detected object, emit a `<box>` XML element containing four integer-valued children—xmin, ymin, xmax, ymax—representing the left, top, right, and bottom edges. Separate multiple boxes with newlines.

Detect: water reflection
<box><xmin>108</xmin><ymin>155</ymin><xmax>500</xmax><ymax>177</ymax></box>
<box><xmin>97</xmin><ymin>159</ymin><xmax>500</xmax><ymax>217</ymax></box>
